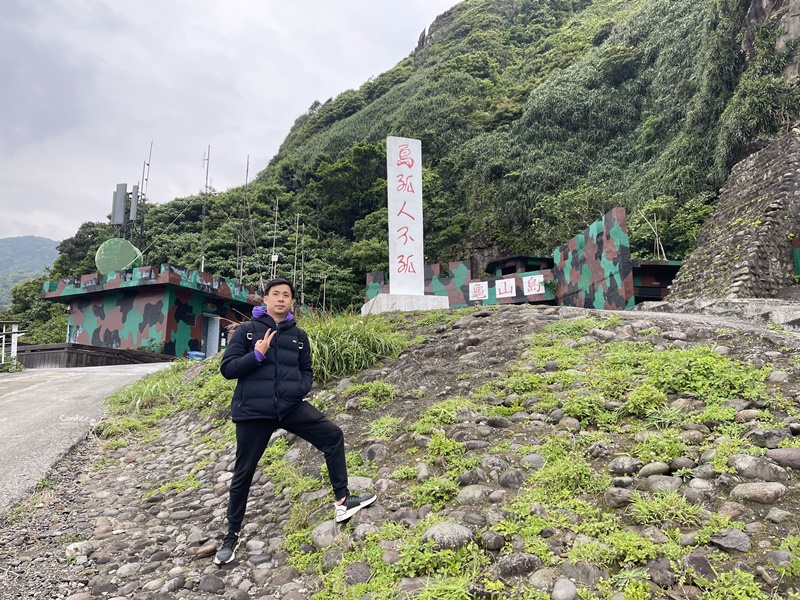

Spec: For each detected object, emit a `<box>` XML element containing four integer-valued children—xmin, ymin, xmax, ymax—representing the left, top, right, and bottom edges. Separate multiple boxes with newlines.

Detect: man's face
<box><xmin>266</xmin><ymin>284</ymin><xmax>293</xmax><ymax>317</ymax></box>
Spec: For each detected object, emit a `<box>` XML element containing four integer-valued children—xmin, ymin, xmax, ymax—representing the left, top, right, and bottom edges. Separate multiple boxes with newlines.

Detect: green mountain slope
<box><xmin>0</xmin><ymin>236</ymin><xmax>59</xmax><ymax>277</ymax></box>
<box><xmin>50</xmin><ymin>0</ymin><xmax>800</xmax><ymax>309</ymax></box>
<box><xmin>0</xmin><ymin>236</ymin><xmax>59</xmax><ymax>312</ymax></box>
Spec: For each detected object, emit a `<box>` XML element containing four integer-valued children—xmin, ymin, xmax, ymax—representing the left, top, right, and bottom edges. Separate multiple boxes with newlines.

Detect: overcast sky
<box><xmin>0</xmin><ymin>1</ymin><xmax>458</xmax><ymax>242</ymax></box>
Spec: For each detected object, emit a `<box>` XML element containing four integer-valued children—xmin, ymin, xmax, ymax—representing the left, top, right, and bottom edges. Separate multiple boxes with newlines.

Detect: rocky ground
<box><xmin>3</xmin><ymin>303</ymin><xmax>800</xmax><ymax>600</ymax></box>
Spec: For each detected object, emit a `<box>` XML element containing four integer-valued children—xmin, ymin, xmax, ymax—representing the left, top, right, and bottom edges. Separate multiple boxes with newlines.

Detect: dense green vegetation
<box><xmin>6</xmin><ymin>0</ymin><xmax>800</xmax><ymax>321</ymax></box>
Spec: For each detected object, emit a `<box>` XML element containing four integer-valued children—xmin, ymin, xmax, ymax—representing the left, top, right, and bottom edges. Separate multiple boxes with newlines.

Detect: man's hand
<box><xmin>254</xmin><ymin>329</ymin><xmax>276</xmax><ymax>355</ymax></box>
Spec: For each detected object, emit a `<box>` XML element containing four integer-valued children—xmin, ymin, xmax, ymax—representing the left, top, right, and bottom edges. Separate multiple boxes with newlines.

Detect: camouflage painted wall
<box><xmin>552</xmin><ymin>207</ymin><xmax>635</xmax><ymax>310</ymax></box>
<box><xmin>367</xmin><ymin>207</ymin><xmax>635</xmax><ymax>310</ymax></box>
<box><xmin>42</xmin><ymin>263</ymin><xmax>257</xmax><ymax>356</ymax></box>
<box><xmin>367</xmin><ymin>260</ymin><xmax>555</xmax><ymax>308</ymax></box>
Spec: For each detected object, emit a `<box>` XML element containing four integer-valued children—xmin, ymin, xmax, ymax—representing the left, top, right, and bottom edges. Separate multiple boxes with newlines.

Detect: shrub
<box><xmin>409</xmin><ymin>478</ymin><xmax>459</xmax><ymax>510</ymax></box>
<box><xmin>622</xmin><ymin>383</ymin><xmax>667</xmax><ymax>416</ymax></box>
<box><xmin>301</xmin><ymin>313</ymin><xmax>409</xmax><ymax>384</ymax></box>
<box><xmin>598</xmin><ymin>45</ymin><xmax>638</xmax><ymax>85</ymax></box>
<box><xmin>631</xmin><ymin>430</ymin><xmax>687</xmax><ymax>463</ymax></box>
<box><xmin>629</xmin><ymin>491</ymin><xmax>702</xmax><ymax>526</ymax></box>
<box><xmin>342</xmin><ymin>380</ymin><xmax>398</xmax><ymax>409</ymax></box>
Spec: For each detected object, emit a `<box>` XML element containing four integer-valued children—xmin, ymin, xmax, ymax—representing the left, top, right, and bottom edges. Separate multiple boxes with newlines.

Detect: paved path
<box><xmin>0</xmin><ymin>363</ymin><xmax>171</xmax><ymax>514</ymax></box>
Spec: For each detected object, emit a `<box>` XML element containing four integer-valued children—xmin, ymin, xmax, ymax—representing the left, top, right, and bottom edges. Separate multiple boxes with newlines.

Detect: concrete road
<box><xmin>0</xmin><ymin>363</ymin><xmax>172</xmax><ymax>515</ymax></box>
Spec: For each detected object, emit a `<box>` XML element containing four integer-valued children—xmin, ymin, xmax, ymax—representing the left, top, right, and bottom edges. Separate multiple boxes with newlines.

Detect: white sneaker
<box><xmin>213</xmin><ymin>531</ymin><xmax>240</xmax><ymax>564</ymax></box>
<box><xmin>335</xmin><ymin>493</ymin><xmax>377</xmax><ymax>522</ymax></box>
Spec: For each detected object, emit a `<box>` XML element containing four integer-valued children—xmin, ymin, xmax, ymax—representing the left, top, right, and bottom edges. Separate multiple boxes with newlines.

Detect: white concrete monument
<box><xmin>361</xmin><ymin>136</ymin><xmax>449</xmax><ymax>315</ymax></box>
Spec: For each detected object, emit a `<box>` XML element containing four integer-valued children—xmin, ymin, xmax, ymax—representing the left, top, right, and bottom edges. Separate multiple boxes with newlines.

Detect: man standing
<box><xmin>214</xmin><ymin>278</ymin><xmax>376</xmax><ymax>565</ymax></box>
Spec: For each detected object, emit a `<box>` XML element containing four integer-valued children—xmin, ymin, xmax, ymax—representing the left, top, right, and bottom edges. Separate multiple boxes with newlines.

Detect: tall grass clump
<box><xmin>300</xmin><ymin>313</ymin><xmax>410</xmax><ymax>384</ymax></box>
<box><xmin>104</xmin><ymin>359</ymin><xmax>191</xmax><ymax>415</ymax></box>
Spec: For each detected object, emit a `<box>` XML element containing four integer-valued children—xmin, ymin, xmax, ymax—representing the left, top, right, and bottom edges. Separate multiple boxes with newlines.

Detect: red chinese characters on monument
<box><xmin>469</xmin><ymin>282</ymin><xmax>488</xmax><ymax>301</ymax></box>
<box><xmin>394</xmin><ymin>167</ymin><xmax>418</xmax><ymax>275</ymax></box>
<box><xmin>387</xmin><ymin>136</ymin><xmax>423</xmax><ymax>295</ymax></box>
<box><xmin>523</xmin><ymin>275</ymin><xmax>544</xmax><ymax>295</ymax></box>
<box><xmin>495</xmin><ymin>278</ymin><xmax>516</xmax><ymax>299</ymax></box>
<box><xmin>397</xmin><ymin>255</ymin><xmax>416</xmax><ymax>273</ymax></box>
<box><xmin>396</xmin><ymin>226</ymin><xmax>414</xmax><ymax>245</ymax></box>
<box><xmin>396</xmin><ymin>174</ymin><xmax>415</xmax><ymax>194</ymax></box>
<box><xmin>396</xmin><ymin>201</ymin><xmax>416</xmax><ymax>221</ymax></box>
<box><xmin>396</xmin><ymin>144</ymin><xmax>415</xmax><ymax>169</ymax></box>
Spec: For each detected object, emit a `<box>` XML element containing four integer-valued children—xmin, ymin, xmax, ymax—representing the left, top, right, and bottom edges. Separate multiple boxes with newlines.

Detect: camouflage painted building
<box><xmin>40</xmin><ymin>264</ymin><xmax>259</xmax><ymax>357</ymax></box>
<box><xmin>367</xmin><ymin>208</ymin><xmax>664</xmax><ymax>310</ymax></box>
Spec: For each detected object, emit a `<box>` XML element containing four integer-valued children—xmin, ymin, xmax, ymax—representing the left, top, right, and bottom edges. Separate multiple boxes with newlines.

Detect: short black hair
<box><xmin>264</xmin><ymin>278</ymin><xmax>296</xmax><ymax>299</ymax></box>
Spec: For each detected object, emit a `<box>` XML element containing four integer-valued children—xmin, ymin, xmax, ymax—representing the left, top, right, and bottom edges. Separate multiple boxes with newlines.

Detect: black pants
<box><xmin>225</xmin><ymin>401</ymin><xmax>348</xmax><ymax>533</ymax></box>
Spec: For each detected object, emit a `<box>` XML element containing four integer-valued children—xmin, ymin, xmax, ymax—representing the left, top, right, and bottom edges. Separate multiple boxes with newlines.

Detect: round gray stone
<box><xmin>551</xmin><ymin>576</ymin><xmax>578</xmax><ymax>600</ymax></box>
<box><xmin>421</xmin><ymin>522</ymin><xmax>473</xmax><ymax>551</ymax></box>
<box><xmin>730</xmin><ymin>482</ymin><xmax>786</xmax><ymax>504</ymax></box>
<box><xmin>608</xmin><ymin>456</ymin><xmax>641</xmax><ymax>475</ymax></box>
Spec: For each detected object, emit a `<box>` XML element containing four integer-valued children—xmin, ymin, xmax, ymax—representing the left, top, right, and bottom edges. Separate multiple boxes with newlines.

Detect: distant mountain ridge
<box><xmin>0</xmin><ymin>236</ymin><xmax>59</xmax><ymax>276</ymax></box>
<box><xmin>0</xmin><ymin>236</ymin><xmax>59</xmax><ymax>311</ymax></box>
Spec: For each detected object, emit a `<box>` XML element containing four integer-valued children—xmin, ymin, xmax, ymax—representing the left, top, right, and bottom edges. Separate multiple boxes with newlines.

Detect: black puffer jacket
<box><xmin>220</xmin><ymin>314</ymin><xmax>313</xmax><ymax>421</ymax></box>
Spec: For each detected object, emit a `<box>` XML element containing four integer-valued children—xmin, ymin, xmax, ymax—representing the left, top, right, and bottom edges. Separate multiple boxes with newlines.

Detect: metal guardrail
<box><xmin>0</xmin><ymin>321</ymin><xmax>26</xmax><ymax>364</ymax></box>
<box><xmin>16</xmin><ymin>343</ymin><xmax>176</xmax><ymax>369</ymax></box>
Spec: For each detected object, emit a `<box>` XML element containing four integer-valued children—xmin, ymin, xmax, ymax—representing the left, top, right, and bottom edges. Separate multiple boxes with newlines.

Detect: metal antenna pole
<box><xmin>237</xmin><ymin>156</ymin><xmax>250</xmax><ymax>283</ymax></box>
<box><xmin>138</xmin><ymin>162</ymin><xmax>146</xmax><ymax>246</ymax></box>
<box><xmin>292</xmin><ymin>214</ymin><xmax>300</xmax><ymax>287</ymax></box>
<box><xmin>200</xmin><ymin>144</ymin><xmax>210</xmax><ymax>272</ymax></box>
<box><xmin>300</xmin><ymin>223</ymin><xmax>305</xmax><ymax>305</ymax></box>
<box><xmin>270</xmin><ymin>193</ymin><xmax>279</xmax><ymax>279</ymax></box>
<box><xmin>138</xmin><ymin>141</ymin><xmax>153</xmax><ymax>249</ymax></box>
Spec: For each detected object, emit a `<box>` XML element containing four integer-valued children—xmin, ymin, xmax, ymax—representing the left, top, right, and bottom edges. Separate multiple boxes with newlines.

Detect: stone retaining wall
<box><xmin>668</xmin><ymin>132</ymin><xmax>800</xmax><ymax>300</ymax></box>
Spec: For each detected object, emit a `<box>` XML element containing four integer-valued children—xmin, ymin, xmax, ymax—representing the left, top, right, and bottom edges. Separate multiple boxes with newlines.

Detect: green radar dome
<box><xmin>95</xmin><ymin>238</ymin><xmax>143</xmax><ymax>274</ymax></box>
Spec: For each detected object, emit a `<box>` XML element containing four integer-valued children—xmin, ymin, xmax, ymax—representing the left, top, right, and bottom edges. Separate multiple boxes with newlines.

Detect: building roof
<box><xmin>40</xmin><ymin>263</ymin><xmax>260</xmax><ymax>306</ymax></box>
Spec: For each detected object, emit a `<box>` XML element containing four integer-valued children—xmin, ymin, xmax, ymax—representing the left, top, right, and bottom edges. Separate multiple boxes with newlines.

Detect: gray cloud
<box><xmin>0</xmin><ymin>1</ymin><xmax>456</xmax><ymax>241</ymax></box>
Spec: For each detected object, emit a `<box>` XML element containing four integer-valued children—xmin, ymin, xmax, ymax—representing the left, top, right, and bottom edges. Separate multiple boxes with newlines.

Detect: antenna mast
<box><xmin>200</xmin><ymin>144</ymin><xmax>210</xmax><ymax>272</ymax></box>
<box><xmin>138</xmin><ymin>140</ymin><xmax>153</xmax><ymax>249</ymax></box>
<box><xmin>269</xmin><ymin>194</ymin><xmax>279</xmax><ymax>279</ymax></box>
<box><xmin>237</xmin><ymin>156</ymin><xmax>250</xmax><ymax>284</ymax></box>
<box><xmin>292</xmin><ymin>214</ymin><xmax>300</xmax><ymax>287</ymax></box>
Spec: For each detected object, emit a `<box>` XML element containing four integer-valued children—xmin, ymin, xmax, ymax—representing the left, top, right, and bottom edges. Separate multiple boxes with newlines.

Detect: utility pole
<box><xmin>269</xmin><ymin>194</ymin><xmax>279</xmax><ymax>279</ymax></box>
<box><xmin>200</xmin><ymin>145</ymin><xmax>210</xmax><ymax>272</ymax></box>
<box><xmin>138</xmin><ymin>140</ymin><xmax>153</xmax><ymax>249</ymax></box>
<box><xmin>292</xmin><ymin>214</ymin><xmax>300</xmax><ymax>287</ymax></box>
<box><xmin>237</xmin><ymin>156</ymin><xmax>250</xmax><ymax>283</ymax></box>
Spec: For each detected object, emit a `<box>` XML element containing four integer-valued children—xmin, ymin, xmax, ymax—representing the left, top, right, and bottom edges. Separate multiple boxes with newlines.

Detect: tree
<box><xmin>5</xmin><ymin>276</ymin><xmax>67</xmax><ymax>344</ymax></box>
<box><xmin>51</xmin><ymin>221</ymin><xmax>113</xmax><ymax>278</ymax></box>
<box><xmin>627</xmin><ymin>193</ymin><xmax>716</xmax><ymax>259</ymax></box>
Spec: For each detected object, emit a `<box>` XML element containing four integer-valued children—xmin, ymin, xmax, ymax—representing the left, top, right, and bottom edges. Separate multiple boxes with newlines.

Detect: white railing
<box><xmin>0</xmin><ymin>321</ymin><xmax>26</xmax><ymax>364</ymax></box>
